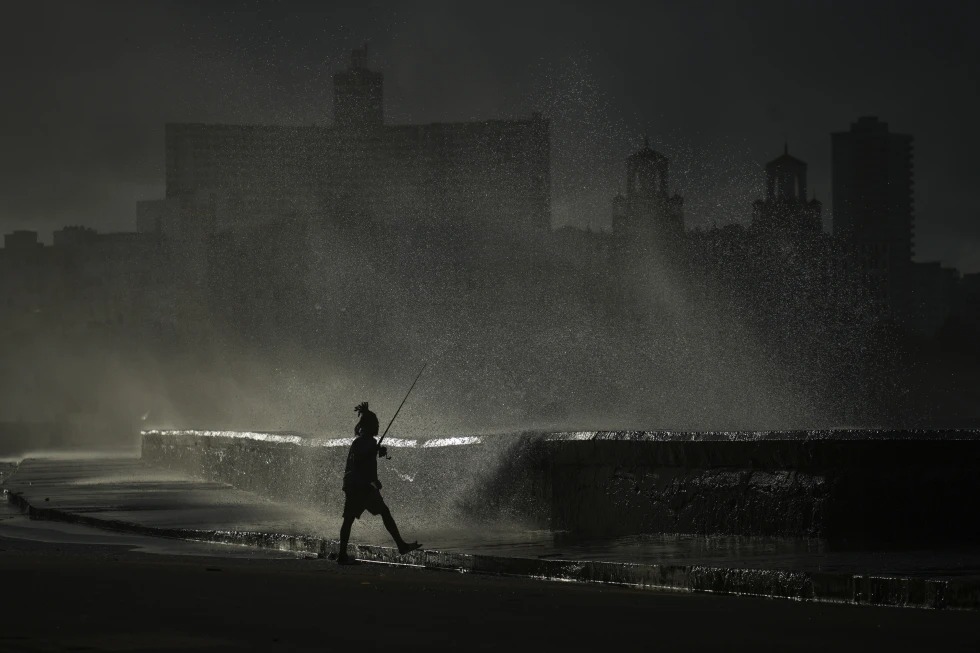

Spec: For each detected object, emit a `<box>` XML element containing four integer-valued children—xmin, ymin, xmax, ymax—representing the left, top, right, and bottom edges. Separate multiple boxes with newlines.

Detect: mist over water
<box><xmin>1</xmin><ymin>49</ymin><xmax>974</xmax><ymax>458</ymax></box>
<box><xmin>0</xmin><ymin>228</ymin><xmax>885</xmax><ymax>451</ymax></box>
<box><xmin>0</xmin><ymin>214</ymin><xmax>905</xmax><ymax>451</ymax></box>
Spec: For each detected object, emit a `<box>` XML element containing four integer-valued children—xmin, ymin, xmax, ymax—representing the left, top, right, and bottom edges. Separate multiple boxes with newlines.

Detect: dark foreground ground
<box><xmin>2</xmin><ymin>534</ymin><xmax>979</xmax><ymax>653</ymax></box>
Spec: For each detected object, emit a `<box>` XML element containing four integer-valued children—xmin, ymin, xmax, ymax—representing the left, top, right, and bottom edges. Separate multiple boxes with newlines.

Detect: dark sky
<box><xmin>3</xmin><ymin>0</ymin><xmax>978</xmax><ymax>271</ymax></box>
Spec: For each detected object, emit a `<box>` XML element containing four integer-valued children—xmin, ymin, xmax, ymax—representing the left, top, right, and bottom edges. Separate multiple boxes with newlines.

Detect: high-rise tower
<box><xmin>333</xmin><ymin>46</ymin><xmax>384</xmax><ymax>129</ymax></box>
<box><xmin>832</xmin><ymin>116</ymin><xmax>914</xmax><ymax>313</ymax></box>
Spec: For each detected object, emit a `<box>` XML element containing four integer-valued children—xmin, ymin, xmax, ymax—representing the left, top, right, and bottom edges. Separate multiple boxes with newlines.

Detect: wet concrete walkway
<box><xmin>2</xmin><ymin>457</ymin><xmax>328</xmax><ymax>538</ymax></box>
<box><xmin>4</xmin><ymin>457</ymin><xmax>980</xmax><ymax>609</ymax></box>
<box><xmin>6</xmin><ymin>538</ymin><xmax>978</xmax><ymax>653</ymax></box>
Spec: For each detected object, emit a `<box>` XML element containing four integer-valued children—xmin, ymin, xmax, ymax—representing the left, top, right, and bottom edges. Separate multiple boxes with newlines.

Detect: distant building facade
<box><xmin>333</xmin><ymin>45</ymin><xmax>384</xmax><ymax>129</ymax></box>
<box><xmin>910</xmin><ymin>261</ymin><xmax>961</xmax><ymax>336</ymax></box>
<box><xmin>832</xmin><ymin>116</ymin><xmax>915</xmax><ymax>315</ymax></box>
<box><xmin>612</xmin><ymin>137</ymin><xmax>685</xmax><ymax>253</ymax></box>
<box><xmin>3</xmin><ymin>230</ymin><xmax>42</xmax><ymax>250</ymax></box>
<box><xmin>0</xmin><ymin>228</ymin><xmax>171</xmax><ymax>339</ymax></box>
<box><xmin>146</xmin><ymin>48</ymin><xmax>551</xmax><ymax>264</ymax></box>
<box><xmin>751</xmin><ymin>145</ymin><xmax>822</xmax><ymax>243</ymax></box>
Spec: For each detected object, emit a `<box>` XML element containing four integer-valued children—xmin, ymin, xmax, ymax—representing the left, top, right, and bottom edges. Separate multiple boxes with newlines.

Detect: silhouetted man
<box><xmin>337</xmin><ymin>401</ymin><xmax>421</xmax><ymax>564</ymax></box>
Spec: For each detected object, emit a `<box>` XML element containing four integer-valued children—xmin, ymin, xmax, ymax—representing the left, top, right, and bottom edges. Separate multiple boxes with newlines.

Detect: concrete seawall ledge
<box><xmin>141</xmin><ymin>429</ymin><xmax>495</xmax><ymax>448</ymax></box>
<box><xmin>143</xmin><ymin>427</ymin><xmax>980</xmax><ymax>444</ymax></box>
<box><xmin>142</xmin><ymin>428</ymin><xmax>980</xmax><ymax>541</ymax></box>
<box><xmin>4</xmin><ymin>465</ymin><xmax>978</xmax><ymax>611</ymax></box>
<box><xmin>546</xmin><ymin>429</ymin><xmax>980</xmax><ymax>441</ymax></box>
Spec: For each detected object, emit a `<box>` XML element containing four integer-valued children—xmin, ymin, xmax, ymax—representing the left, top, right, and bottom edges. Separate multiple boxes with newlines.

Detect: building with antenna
<box><xmin>144</xmin><ymin>47</ymin><xmax>551</xmax><ymax>262</ymax></box>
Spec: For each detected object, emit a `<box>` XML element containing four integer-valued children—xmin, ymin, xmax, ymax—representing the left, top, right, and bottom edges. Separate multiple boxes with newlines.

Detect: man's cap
<box><xmin>355</xmin><ymin>401</ymin><xmax>369</xmax><ymax>414</ymax></box>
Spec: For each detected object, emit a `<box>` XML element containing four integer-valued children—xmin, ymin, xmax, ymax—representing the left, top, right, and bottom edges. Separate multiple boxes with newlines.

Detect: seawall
<box><xmin>142</xmin><ymin>429</ymin><xmax>980</xmax><ymax>542</ymax></box>
<box><xmin>141</xmin><ymin>429</ymin><xmax>549</xmax><ymax>529</ymax></box>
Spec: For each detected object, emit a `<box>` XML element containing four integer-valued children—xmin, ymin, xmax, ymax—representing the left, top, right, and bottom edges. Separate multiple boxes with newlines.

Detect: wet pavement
<box><xmin>4</xmin><ymin>456</ymin><xmax>980</xmax><ymax>608</ymax></box>
<box><xmin>2</xmin><ymin>457</ymin><xmax>331</xmax><ymax>535</ymax></box>
<box><xmin>5</xmin><ymin>539</ymin><xmax>978</xmax><ymax>653</ymax></box>
<box><xmin>5</xmin><ymin>456</ymin><xmax>980</xmax><ymax>576</ymax></box>
<box><xmin>0</xmin><ymin>498</ymin><xmax>304</xmax><ymax>559</ymax></box>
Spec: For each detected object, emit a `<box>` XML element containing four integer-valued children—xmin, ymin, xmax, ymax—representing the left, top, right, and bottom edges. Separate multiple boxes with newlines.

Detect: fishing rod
<box><xmin>378</xmin><ymin>362</ymin><xmax>427</xmax><ymax>452</ymax></box>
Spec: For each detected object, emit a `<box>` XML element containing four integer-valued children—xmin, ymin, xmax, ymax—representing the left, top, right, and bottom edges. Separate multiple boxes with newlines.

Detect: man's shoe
<box><xmin>337</xmin><ymin>555</ymin><xmax>360</xmax><ymax>566</ymax></box>
<box><xmin>398</xmin><ymin>541</ymin><xmax>422</xmax><ymax>555</ymax></box>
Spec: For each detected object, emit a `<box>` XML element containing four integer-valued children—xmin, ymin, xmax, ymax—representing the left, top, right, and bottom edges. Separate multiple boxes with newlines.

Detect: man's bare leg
<box><xmin>379</xmin><ymin>506</ymin><xmax>421</xmax><ymax>555</ymax></box>
<box><xmin>338</xmin><ymin>516</ymin><xmax>356</xmax><ymax>563</ymax></box>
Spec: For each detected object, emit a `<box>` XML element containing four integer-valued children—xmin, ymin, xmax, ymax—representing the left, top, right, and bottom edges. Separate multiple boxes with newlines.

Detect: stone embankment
<box><xmin>142</xmin><ymin>428</ymin><xmax>980</xmax><ymax>542</ymax></box>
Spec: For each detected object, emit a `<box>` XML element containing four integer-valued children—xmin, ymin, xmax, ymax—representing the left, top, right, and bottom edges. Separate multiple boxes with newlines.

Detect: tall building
<box><xmin>751</xmin><ymin>145</ymin><xmax>822</xmax><ymax>242</ymax></box>
<box><xmin>148</xmin><ymin>48</ymin><xmax>551</xmax><ymax>263</ymax></box>
<box><xmin>611</xmin><ymin>137</ymin><xmax>684</xmax><ymax>251</ymax></box>
<box><xmin>333</xmin><ymin>46</ymin><xmax>383</xmax><ymax>130</ymax></box>
<box><xmin>606</xmin><ymin>138</ymin><xmax>686</xmax><ymax>313</ymax></box>
<box><xmin>832</xmin><ymin>116</ymin><xmax>914</xmax><ymax>314</ymax></box>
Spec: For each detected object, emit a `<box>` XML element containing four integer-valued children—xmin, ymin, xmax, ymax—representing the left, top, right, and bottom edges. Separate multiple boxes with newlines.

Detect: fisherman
<box><xmin>337</xmin><ymin>401</ymin><xmax>421</xmax><ymax>565</ymax></box>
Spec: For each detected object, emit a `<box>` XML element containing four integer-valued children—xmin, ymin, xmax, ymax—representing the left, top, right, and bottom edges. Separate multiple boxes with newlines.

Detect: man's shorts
<box><xmin>343</xmin><ymin>486</ymin><xmax>388</xmax><ymax>520</ymax></box>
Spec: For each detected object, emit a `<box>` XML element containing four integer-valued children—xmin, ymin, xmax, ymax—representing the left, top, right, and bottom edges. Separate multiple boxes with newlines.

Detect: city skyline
<box><xmin>2</xmin><ymin>1</ymin><xmax>978</xmax><ymax>272</ymax></box>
